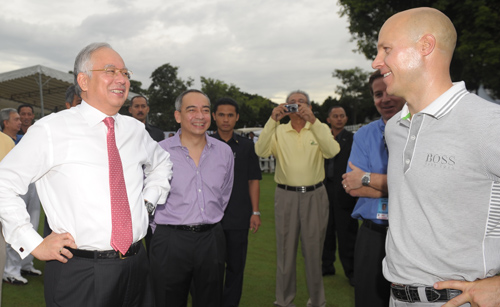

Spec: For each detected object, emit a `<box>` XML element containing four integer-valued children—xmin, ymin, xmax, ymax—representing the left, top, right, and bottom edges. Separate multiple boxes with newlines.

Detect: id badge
<box><xmin>376</xmin><ymin>198</ymin><xmax>388</xmax><ymax>220</ymax></box>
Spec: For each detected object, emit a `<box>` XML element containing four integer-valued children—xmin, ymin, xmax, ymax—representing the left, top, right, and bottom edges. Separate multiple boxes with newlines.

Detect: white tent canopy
<box><xmin>0</xmin><ymin>65</ymin><xmax>74</xmax><ymax>116</ymax></box>
<box><xmin>0</xmin><ymin>65</ymin><xmax>74</xmax><ymax>84</ymax></box>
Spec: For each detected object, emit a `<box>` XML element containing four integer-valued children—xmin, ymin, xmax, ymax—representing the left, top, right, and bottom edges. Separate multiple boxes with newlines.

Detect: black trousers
<box><xmin>145</xmin><ymin>225</ymin><xmax>153</xmax><ymax>256</ymax></box>
<box><xmin>354</xmin><ymin>221</ymin><xmax>390</xmax><ymax>307</ymax></box>
<box><xmin>322</xmin><ymin>184</ymin><xmax>358</xmax><ymax>279</ymax></box>
<box><xmin>44</xmin><ymin>244</ymin><xmax>153</xmax><ymax>307</ymax></box>
<box><xmin>223</xmin><ymin>229</ymin><xmax>249</xmax><ymax>307</ymax></box>
<box><xmin>150</xmin><ymin>223</ymin><xmax>225</xmax><ymax>307</ymax></box>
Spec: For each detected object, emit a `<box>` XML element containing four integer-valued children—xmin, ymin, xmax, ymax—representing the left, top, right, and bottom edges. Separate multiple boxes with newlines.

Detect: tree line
<box><xmin>120</xmin><ymin>63</ymin><xmax>379</xmax><ymax>132</ymax></box>
<box><xmin>122</xmin><ymin>63</ymin><xmax>276</xmax><ymax>132</ymax></box>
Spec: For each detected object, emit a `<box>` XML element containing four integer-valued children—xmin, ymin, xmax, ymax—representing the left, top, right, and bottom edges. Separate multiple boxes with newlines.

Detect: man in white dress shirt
<box><xmin>0</xmin><ymin>42</ymin><xmax>172</xmax><ymax>307</ymax></box>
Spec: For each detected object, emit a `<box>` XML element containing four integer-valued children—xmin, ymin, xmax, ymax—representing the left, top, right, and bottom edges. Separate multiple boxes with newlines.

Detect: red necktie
<box><xmin>103</xmin><ymin>117</ymin><xmax>133</xmax><ymax>254</ymax></box>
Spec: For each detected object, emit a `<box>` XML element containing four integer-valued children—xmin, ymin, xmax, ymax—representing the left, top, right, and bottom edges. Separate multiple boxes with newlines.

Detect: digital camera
<box><xmin>285</xmin><ymin>104</ymin><xmax>298</xmax><ymax>113</ymax></box>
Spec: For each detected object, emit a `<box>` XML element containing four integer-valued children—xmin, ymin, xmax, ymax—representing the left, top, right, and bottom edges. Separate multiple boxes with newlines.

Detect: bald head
<box><xmin>385</xmin><ymin>7</ymin><xmax>456</xmax><ymax>58</ymax></box>
<box><xmin>372</xmin><ymin>7</ymin><xmax>456</xmax><ymax>114</ymax></box>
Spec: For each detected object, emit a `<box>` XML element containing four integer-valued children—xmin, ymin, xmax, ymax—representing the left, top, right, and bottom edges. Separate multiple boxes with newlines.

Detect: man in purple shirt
<box><xmin>151</xmin><ymin>89</ymin><xmax>234</xmax><ymax>307</ymax></box>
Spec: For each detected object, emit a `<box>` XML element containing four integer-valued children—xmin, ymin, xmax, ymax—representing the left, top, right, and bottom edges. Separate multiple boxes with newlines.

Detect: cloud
<box><xmin>0</xmin><ymin>0</ymin><xmax>373</xmax><ymax>104</ymax></box>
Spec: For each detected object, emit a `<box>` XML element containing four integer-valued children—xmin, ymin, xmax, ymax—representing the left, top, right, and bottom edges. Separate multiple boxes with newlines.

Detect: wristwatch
<box><xmin>252</xmin><ymin>211</ymin><xmax>261</xmax><ymax>216</ymax></box>
<box><xmin>361</xmin><ymin>172</ymin><xmax>371</xmax><ymax>187</ymax></box>
<box><xmin>145</xmin><ymin>200</ymin><xmax>155</xmax><ymax>215</ymax></box>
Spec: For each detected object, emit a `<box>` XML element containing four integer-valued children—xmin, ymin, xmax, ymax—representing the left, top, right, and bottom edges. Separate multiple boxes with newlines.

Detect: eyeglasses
<box><xmin>90</xmin><ymin>67</ymin><xmax>133</xmax><ymax>79</ymax></box>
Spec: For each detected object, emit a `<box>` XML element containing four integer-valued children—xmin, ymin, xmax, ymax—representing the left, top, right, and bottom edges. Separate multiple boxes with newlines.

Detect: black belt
<box><xmin>362</xmin><ymin>219</ymin><xmax>388</xmax><ymax>234</ymax></box>
<box><xmin>166</xmin><ymin>223</ymin><xmax>217</xmax><ymax>233</ymax></box>
<box><xmin>67</xmin><ymin>241</ymin><xmax>142</xmax><ymax>260</ymax></box>
<box><xmin>391</xmin><ymin>283</ymin><xmax>462</xmax><ymax>303</ymax></box>
<box><xmin>277</xmin><ymin>182</ymin><xmax>323</xmax><ymax>193</ymax></box>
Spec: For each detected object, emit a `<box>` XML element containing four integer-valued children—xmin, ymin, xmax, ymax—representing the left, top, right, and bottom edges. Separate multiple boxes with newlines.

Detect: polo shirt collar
<box><xmin>284</xmin><ymin>120</ymin><xmax>312</xmax><ymax>132</ymax></box>
<box><xmin>398</xmin><ymin>81</ymin><xmax>468</xmax><ymax>122</ymax></box>
<box><xmin>229</xmin><ymin>132</ymin><xmax>238</xmax><ymax>143</ymax></box>
<box><xmin>335</xmin><ymin>128</ymin><xmax>346</xmax><ymax>140</ymax></box>
<box><xmin>213</xmin><ymin>131</ymin><xmax>239</xmax><ymax>145</ymax></box>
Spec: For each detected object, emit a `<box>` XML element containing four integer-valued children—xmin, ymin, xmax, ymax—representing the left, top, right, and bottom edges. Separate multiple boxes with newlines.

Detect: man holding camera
<box><xmin>255</xmin><ymin>90</ymin><xmax>339</xmax><ymax>307</ymax></box>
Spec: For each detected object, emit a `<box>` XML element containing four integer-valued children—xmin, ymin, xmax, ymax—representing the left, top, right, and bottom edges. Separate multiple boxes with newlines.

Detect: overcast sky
<box><xmin>0</xmin><ymin>0</ymin><xmax>374</xmax><ymax>104</ymax></box>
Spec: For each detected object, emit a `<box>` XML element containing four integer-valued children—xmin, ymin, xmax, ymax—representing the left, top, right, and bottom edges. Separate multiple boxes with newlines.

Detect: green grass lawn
<box><xmin>3</xmin><ymin>173</ymin><xmax>354</xmax><ymax>306</ymax></box>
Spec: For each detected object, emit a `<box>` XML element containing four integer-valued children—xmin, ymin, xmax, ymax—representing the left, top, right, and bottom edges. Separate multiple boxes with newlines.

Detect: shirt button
<box><xmin>410</xmin><ymin>135</ymin><xmax>416</xmax><ymax>141</ymax></box>
<box><xmin>405</xmin><ymin>159</ymin><xmax>410</xmax><ymax>164</ymax></box>
<box><xmin>201</xmin><ymin>208</ymin><xmax>204</xmax><ymax>211</ymax></box>
<box><xmin>198</xmin><ymin>189</ymin><xmax>201</xmax><ymax>192</ymax></box>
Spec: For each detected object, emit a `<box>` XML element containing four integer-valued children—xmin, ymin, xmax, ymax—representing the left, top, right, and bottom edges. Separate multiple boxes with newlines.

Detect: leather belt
<box><xmin>67</xmin><ymin>241</ymin><xmax>142</xmax><ymax>260</ymax></box>
<box><xmin>391</xmin><ymin>283</ymin><xmax>462</xmax><ymax>303</ymax></box>
<box><xmin>166</xmin><ymin>223</ymin><xmax>217</xmax><ymax>233</ymax></box>
<box><xmin>277</xmin><ymin>182</ymin><xmax>323</xmax><ymax>193</ymax></box>
<box><xmin>362</xmin><ymin>219</ymin><xmax>388</xmax><ymax>234</ymax></box>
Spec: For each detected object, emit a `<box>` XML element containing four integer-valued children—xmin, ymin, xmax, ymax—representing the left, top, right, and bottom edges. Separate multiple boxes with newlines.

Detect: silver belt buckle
<box><xmin>299</xmin><ymin>186</ymin><xmax>306</xmax><ymax>193</ymax></box>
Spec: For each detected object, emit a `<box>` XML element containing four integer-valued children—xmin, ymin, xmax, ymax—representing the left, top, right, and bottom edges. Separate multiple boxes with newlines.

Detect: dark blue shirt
<box><xmin>14</xmin><ymin>134</ymin><xmax>23</xmax><ymax>145</ymax></box>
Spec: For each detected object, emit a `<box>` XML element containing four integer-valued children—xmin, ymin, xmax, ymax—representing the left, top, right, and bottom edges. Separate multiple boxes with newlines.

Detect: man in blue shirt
<box><xmin>342</xmin><ymin>70</ymin><xmax>405</xmax><ymax>307</ymax></box>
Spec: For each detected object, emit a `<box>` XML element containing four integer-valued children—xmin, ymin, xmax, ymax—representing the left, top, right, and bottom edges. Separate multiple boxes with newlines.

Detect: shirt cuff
<box><xmin>11</xmin><ymin>228</ymin><xmax>43</xmax><ymax>259</ymax></box>
<box><xmin>143</xmin><ymin>187</ymin><xmax>161</xmax><ymax>206</ymax></box>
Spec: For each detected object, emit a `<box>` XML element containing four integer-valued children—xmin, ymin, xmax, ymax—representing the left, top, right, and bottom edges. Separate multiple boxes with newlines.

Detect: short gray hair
<box><xmin>73</xmin><ymin>42</ymin><xmax>112</xmax><ymax>97</ymax></box>
<box><xmin>174</xmin><ymin>89</ymin><xmax>210</xmax><ymax>111</ymax></box>
<box><xmin>286</xmin><ymin>90</ymin><xmax>310</xmax><ymax>105</ymax></box>
<box><xmin>0</xmin><ymin>108</ymin><xmax>17</xmax><ymax>130</ymax></box>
